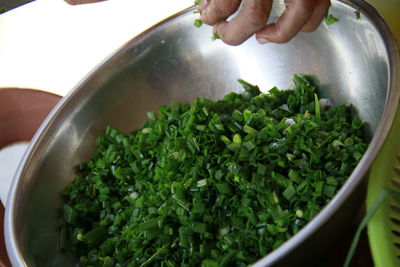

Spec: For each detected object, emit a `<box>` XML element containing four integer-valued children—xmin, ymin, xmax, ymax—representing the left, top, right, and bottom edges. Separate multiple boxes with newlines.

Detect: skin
<box><xmin>64</xmin><ymin>0</ymin><xmax>106</xmax><ymax>5</ymax></box>
<box><xmin>200</xmin><ymin>0</ymin><xmax>331</xmax><ymax>45</ymax></box>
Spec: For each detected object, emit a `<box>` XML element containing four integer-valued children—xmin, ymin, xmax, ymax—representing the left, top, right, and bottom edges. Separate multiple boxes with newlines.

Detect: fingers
<box><xmin>301</xmin><ymin>0</ymin><xmax>331</xmax><ymax>32</ymax></box>
<box><xmin>199</xmin><ymin>0</ymin><xmax>210</xmax><ymax>10</ymax></box>
<box><xmin>64</xmin><ymin>0</ymin><xmax>106</xmax><ymax>5</ymax></box>
<box><xmin>200</xmin><ymin>0</ymin><xmax>330</xmax><ymax>45</ymax></box>
<box><xmin>200</xmin><ymin>0</ymin><xmax>242</xmax><ymax>25</ymax></box>
<box><xmin>213</xmin><ymin>0</ymin><xmax>273</xmax><ymax>46</ymax></box>
<box><xmin>256</xmin><ymin>0</ymin><xmax>330</xmax><ymax>43</ymax></box>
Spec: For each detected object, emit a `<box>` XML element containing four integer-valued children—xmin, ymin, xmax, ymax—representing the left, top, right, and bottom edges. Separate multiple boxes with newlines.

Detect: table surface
<box><xmin>0</xmin><ymin>0</ymin><xmax>398</xmax><ymax>266</ymax></box>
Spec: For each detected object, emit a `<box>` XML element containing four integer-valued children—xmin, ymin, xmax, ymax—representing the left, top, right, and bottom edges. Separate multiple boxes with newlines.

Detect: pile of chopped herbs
<box><xmin>59</xmin><ymin>75</ymin><xmax>368</xmax><ymax>266</ymax></box>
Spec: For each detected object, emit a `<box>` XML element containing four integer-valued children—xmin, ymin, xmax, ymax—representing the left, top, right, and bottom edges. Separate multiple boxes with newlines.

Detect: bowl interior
<box><xmin>6</xmin><ymin>1</ymin><xmax>397</xmax><ymax>266</ymax></box>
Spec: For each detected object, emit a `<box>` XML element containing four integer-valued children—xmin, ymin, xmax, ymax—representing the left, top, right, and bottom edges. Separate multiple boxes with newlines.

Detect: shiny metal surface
<box><xmin>0</xmin><ymin>0</ymin><xmax>34</xmax><ymax>13</ymax></box>
<box><xmin>5</xmin><ymin>0</ymin><xmax>399</xmax><ymax>266</ymax></box>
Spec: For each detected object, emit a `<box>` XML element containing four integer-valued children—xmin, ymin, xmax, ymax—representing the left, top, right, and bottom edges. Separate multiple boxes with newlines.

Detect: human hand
<box><xmin>199</xmin><ymin>0</ymin><xmax>331</xmax><ymax>45</ymax></box>
<box><xmin>64</xmin><ymin>0</ymin><xmax>106</xmax><ymax>5</ymax></box>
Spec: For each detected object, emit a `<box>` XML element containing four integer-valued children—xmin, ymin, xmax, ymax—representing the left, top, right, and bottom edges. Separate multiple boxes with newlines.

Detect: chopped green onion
<box><xmin>59</xmin><ymin>75</ymin><xmax>367</xmax><ymax>266</ymax></box>
<box><xmin>197</xmin><ymin>178</ymin><xmax>208</xmax><ymax>187</ymax></box>
<box><xmin>325</xmin><ymin>14</ymin><xmax>339</xmax><ymax>25</ymax></box>
<box><xmin>194</xmin><ymin>19</ymin><xmax>203</xmax><ymax>28</ymax></box>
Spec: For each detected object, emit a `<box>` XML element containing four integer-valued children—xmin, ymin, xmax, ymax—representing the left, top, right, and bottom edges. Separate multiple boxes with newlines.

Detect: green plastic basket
<box><xmin>367</xmin><ymin>104</ymin><xmax>400</xmax><ymax>267</ymax></box>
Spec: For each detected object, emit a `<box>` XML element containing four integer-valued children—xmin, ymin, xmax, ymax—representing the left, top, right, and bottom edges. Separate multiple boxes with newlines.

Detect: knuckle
<box><xmin>295</xmin><ymin>0</ymin><xmax>315</xmax><ymax>15</ymax></box>
<box><xmin>201</xmin><ymin>0</ymin><xmax>241</xmax><ymax>25</ymax></box>
<box><xmin>243</xmin><ymin>9</ymin><xmax>268</xmax><ymax>29</ymax></box>
<box><xmin>213</xmin><ymin>0</ymin><xmax>241</xmax><ymax>17</ymax></box>
<box><xmin>241</xmin><ymin>1</ymin><xmax>269</xmax><ymax>29</ymax></box>
<box><xmin>200</xmin><ymin>14</ymin><xmax>213</xmax><ymax>25</ymax></box>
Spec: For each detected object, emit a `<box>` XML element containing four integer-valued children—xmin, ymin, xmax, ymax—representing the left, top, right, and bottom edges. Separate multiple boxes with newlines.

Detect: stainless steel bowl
<box><xmin>5</xmin><ymin>0</ymin><xmax>399</xmax><ymax>266</ymax></box>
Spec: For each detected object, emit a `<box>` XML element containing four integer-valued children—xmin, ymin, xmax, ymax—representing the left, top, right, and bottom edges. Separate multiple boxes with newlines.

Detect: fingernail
<box><xmin>256</xmin><ymin>37</ymin><xmax>269</xmax><ymax>44</ymax></box>
<box><xmin>199</xmin><ymin>0</ymin><xmax>210</xmax><ymax>10</ymax></box>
